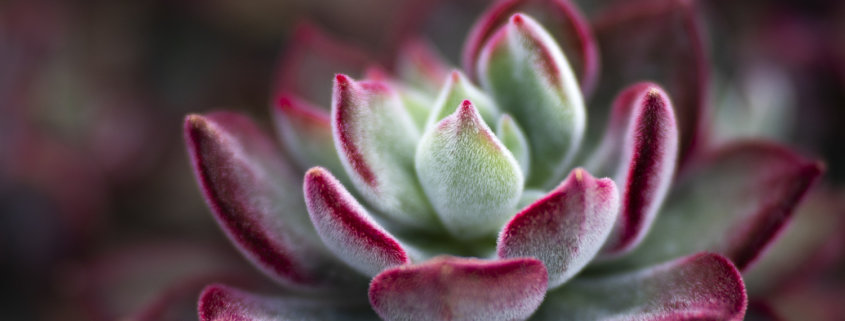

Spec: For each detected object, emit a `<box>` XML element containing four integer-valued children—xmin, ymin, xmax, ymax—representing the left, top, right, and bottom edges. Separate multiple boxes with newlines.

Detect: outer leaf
<box><xmin>593</xmin><ymin>0</ymin><xmax>709</xmax><ymax>168</ymax></box>
<box><xmin>272</xmin><ymin>94</ymin><xmax>345</xmax><ymax>177</ymax></box>
<box><xmin>184</xmin><ymin>113</ymin><xmax>363</xmax><ymax>291</ymax></box>
<box><xmin>600</xmin><ymin>86</ymin><xmax>679</xmax><ymax>257</ymax></box>
<box><xmin>426</xmin><ymin>70</ymin><xmax>499</xmax><ymax>130</ymax></box>
<box><xmin>478</xmin><ymin>13</ymin><xmax>586</xmax><ymax>187</ymax></box>
<box><xmin>463</xmin><ymin>0</ymin><xmax>599</xmax><ymax>95</ymax></box>
<box><xmin>396</xmin><ymin>38</ymin><xmax>451</xmax><ymax>95</ymax></box>
<box><xmin>496</xmin><ymin>114</ymin><xmax>531</xmax><ymax>177</ymax></box>
<box><xmin>369</xmin><ymin>256</ymin><xmax>548</xmax><ymax>321</ymax></box>
<box><xmin>586</xmin><ymin>82</ymin><xmax>656</xmax><ymax>177</ymax></box>
<box><xmin>498</xmin><ymin>168</ymin><xmax>619</xmax><ymax>288</ymax></box>
<box><xmin>198</xmin><ymin>284</ymin><xmax>376</xmax><ymax>321</ymax></box>
<box><xmin>533</xmin><ymin>253</ymin><xmax>747</xmax><ymax>321</ymax></box>
<box><xmin>304</xmin><ymin>167</ymin><xmax>411</xmax><ymax>277</ymax></box>
<box><xmin>332</xmin><ymin>74</ymin><xmax>437</xmax><ymax>230</ymax></box>
<box><xmin>416</xmin><ymin>100</ymin><xmax>524</xmax><ymax>239</ymax></box>
<box><xmin>611</xmin><ymin>141</ymin><xmax>824</xmax><ymax>271</ymax></box>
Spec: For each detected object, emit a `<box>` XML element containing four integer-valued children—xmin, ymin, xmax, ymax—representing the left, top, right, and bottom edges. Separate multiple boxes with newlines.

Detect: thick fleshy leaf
<box><xmin>478</xmin><ymin>13</ymin><xmax>586</xmax><ymax>187</ymax></box>
<box><xmin>593</xmin><ymin>0</ymin><xmax>709</xmax><ymax>168</ymax></box>
<box><xmin>273</xmin><ymin>22</ymin><xmax>372</xmax><ymax>107</ymax></box>
<box><xmin>498</xmin><ymin>168</ymin><xmax>619</xmax><ymax>288</ymax></box>
<box><xmin>272</xmin><ymin>94</ymin><xmax>345</xmax><ymax>178</ymax></box>
<box><xmin>198</xmin><ymin>284</ymin><xmax>376</xmax><ymax>321</ymax></box>
<box><xmin>496</xmin><ymin>114</ymin><xmax>531</xmax><ymax>177</ymax></box>
<box><xmin>304</xmin><ymin>167</ymin><xmax>411</xmax><ymax>277</ymax></box>
<box><xmin>416</xmin><ymin>100</ymin><xmax>524</xmax><ymax>239</ymax></box>
<box><xmin>610</xmin><ymin>141</ymin><xmax>824</xmax><ymax>271</ymax></box>
<box><xmin>600</xmin><ymin>85</ymin><xmax>679</xmax><ymax>257</ymax></box>
<box><xmin>533</xmin><ymin>253</ymin><xmax>747</xmax><ymax>321</ymax></box>
<box><xmin>463</xmin><ymin>0</ymin><xmax>600</xmax><ymax>95</ymax></box>
<box><xmin>332</xmin><ymin>75</ymin><xmax>437</xmax><ymax>229</ymax></box>
<box><xmin>369</xmin><ymin>256</ymin><xmax>548</xmax><ymax>321</ymax></box>
<box><xmin>185</xmin><ymin>112</ymin><xmax>362</xmax><ymax>291</ymax></box>
<box><xmin>585</xmin><ymin>82</ymin><xmax>656</xmax><ymax>177</ymax></box>
<box><xmin>426</xmin><ymin>70</ymin><xmax>499</xmax><ymax>130</ymax></box>
<box><xmin>396</xmin><ymin>38</ymin><xmax>451</xmax><ymax>95</ymax></box>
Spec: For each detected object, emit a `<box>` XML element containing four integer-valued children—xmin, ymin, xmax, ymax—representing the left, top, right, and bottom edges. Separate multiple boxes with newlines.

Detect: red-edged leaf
<box><xmin>593</xmin><ymin>0</ymin><xmax>709</xmax><ymax>169</ymax></box>
<box><xmin>612</xmin><ymin>141</ymin><xmax>824</xmax><ymax>271</ymax></box>
<box><xmin>273</xmin><ymin>22</ymin><xmax>372</xmax><ymax>107</ymax></box>
<box><xmin>600</xmin><ymin>85</ymin><xmax>679</xmax><ymax>257</ymax></box>
<box><xmin>478</xmin><ymin>14</ymin><xmax>586</xmax><ymax>187</ymax></box>
<box><xmin>198</xmin><ymin>284</ymin><xmax>375</xmax><ymax>321</ymax></box>
<box><xmin>534</xmin><ymin>252</ymin><xmax>747</xmax><ymax>321</ymax></box>
<box><xmin>304</xmin><ymin>167</ymin><xmax>411</xmax><ymax>277</ymax></box>
<box><xmin>416</xmin><ymin>100</ymin><xmax>523</xmax><ymax>240</ymax></box>
<box><xmin>464</xmin><ymin>0</ymin><xmax>599</xmax><ymax>95</ymax></box>
<box><xmin>369</xmin><ymin>256</ymin><xmax>547</xmax><ymax>321</ymax></box>
<box><xmin>271</xmin><ymin>94</ymin><xmax>346</xmax><ymax>180</ymax></box>
<box><xmin>184</xmin><ymin>112</ymin><xmax>363</xmax><ymax>292</ymax></box>
<box><xmin>498</xmin><ymin>168</ymin><xmax>619</xmax><ymax>288</ymax></box>
<box><xmin>332</xmin><ymin>74</ymin><xmax>437</xmax><ymax>230</ymax></box>
<box><xmin>586</xmin><ymin>81</ymin><xmax>657</xmax><ymax>177</ymax></box>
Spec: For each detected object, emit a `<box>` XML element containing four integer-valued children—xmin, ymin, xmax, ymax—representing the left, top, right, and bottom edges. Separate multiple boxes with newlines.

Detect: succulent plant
<box><xmin>184</xmin><ymin>2</ymin><xmax>823</xmax><ymax>320</ymax></box>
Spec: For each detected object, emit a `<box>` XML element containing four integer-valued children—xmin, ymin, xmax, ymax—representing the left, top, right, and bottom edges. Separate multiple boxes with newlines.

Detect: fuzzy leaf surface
<box><xmin>416</xmin><ymin>100</ymin><xmax>524</xmax><ymax>239</ymax></box>
<box><xmin>369</xmin><ymin>256</ymin><xmax>547</xmax><ymax>321</ymax></box>
<box><xmin>478</xmin><ymin>14</ymin><xmax>585</xmax><ymax>187</ymax></box>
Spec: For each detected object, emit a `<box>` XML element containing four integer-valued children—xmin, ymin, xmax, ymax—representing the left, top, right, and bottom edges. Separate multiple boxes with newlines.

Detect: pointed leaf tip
<box><xmin>601</xmin><ymin>84</ymin><xmax>679</xmax><ymax>257</ymax></box>
<box><xmin>535</xmin><ymin>252</ymin><xmax>747</xmax><ymax>321</ymax></box>
<box><xmin>416</xmin><ymin>100</ymin><xmax>524</xmax><ymax>239</ymax></box>
<box><xmin>331</xmin><ymin>74</ymin><xmax>437</xmax><ymax>230</ymax></box>
<box><xmin>478</xmin><ymin>13</ymin><xmax>585</xmax><ymax>187</ymax></box>
<box><xmin>369</xmin><ymin>256</ymin><xmax>548</xmax><ymax>321</ymax></box>
<box><xmin>499</xmin><ymin>168</ymin><xmax>619</xmax><ymax>288</ymax></box>
<box><xmin>463</xmin><ymin>0</ymin><xmax>599</xmax><ymax>95</ymax></box>
<box><xmin>185</xmin><ymin>112</ymin><xmax>360</xmax><ymax>291</ymax></box>
<box><xmin>304</xmin><ymin>167</ymin><xmax>411</xmax><ymax>277</ymax></box>
<box><xmin>426</xmin><ymin>69</ymin><xmax>499</xmax><ymax>130</ymax></box>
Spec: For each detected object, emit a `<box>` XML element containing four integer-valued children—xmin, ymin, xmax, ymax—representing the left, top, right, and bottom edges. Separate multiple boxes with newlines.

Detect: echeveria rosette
<box><xmin>184</xmin><ymin>5</ymin><xmax>824</xmax><ymax>321</ymax></box>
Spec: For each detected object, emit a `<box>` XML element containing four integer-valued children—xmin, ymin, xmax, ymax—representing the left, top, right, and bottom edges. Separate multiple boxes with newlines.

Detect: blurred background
<box><xmin>1</xmin><ymin>0</ymin><xmax>843</xmax><ymax>320</ymax></box>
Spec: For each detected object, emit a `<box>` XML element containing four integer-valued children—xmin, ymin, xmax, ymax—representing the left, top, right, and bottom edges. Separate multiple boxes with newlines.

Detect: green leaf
<box><xmin>478</xmin><ymin>13</ymin><xmax>585</xmax><ymax>188</ymax></box>
<box><xmin>415</xmin><ymin>100</ymin><xmax>524</xmax><ymax>239</ymax></box>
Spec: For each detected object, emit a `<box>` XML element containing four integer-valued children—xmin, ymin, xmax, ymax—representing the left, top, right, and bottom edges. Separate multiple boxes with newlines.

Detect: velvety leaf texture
<box><xmin>499</xmin><ymin>168</ymin><xmax>619</xmax><ymax>288</ymax></box>
<box><xmin>332</xmin><ymin>74</ymin><xmax>437</xmax><ymax>230</ymax></box>
<box><xmin>478</xmin><ymin>14</ymin><xmax>586</xmax><ymax>187</ymax></box>
<box><xmin>586</xmin><ymin>82</ymin><xmax>657</xmax><ymax>177</ymax></box>
<box><xmin>463</xmin><ymin>0</ymin><xmax>599</xmax><ymax>96</ymax></box>
<box><xmin>496</xmin><ymin>114</ymin><xmax>531</xmax><ymax>177</ymax></box>
<box><xmin>184</xmin><ymin>113</ymin><xmax>363</xmax><ymax>292</ymax></box>
<box><xmin>601</xmin><ymin>86</ymin><xmax>679</xmax><ymax>257</ymax></box>
<box><xmin>426</xmin><ymin>70</ymin><xmax>499</xmax><ymax>130</ymax></box>
<box><xmin>369</xmin><ymin>256</ymin><xmax>548</xmax><ymax>321</ymax></box>
<box><xmin>304</xmin><ymin>167</ymin><xmax>411</xmax><ymax>277</ymax></box>
<box><xmin>613</xmin><ymin>141</ymin><xmax>824</xmax><ymax>271</ymax></box>
<box><xmin>534</xmin><ymin>253</ymin><xmax>747</xmax><ymax>321</ymax></box>
<box><xmin>416</xmin><ymin>100</ymin><xmax>524</xmax><ymax>239</ymax></box>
